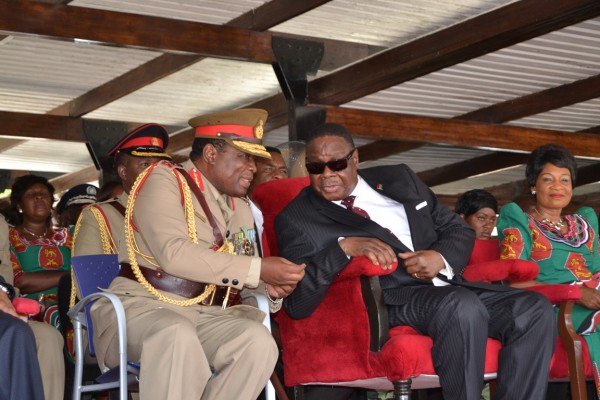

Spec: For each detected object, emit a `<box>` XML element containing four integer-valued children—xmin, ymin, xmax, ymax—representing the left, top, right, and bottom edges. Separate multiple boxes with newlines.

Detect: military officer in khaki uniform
<box><xmin>73</xmin><ymin>123</ymin><xmax>171</xmax><ymax>257</ymax></box>
<box><xmin>91</xmin><ymin>109</ymin><xmax>305</xmax><ymax>400</ymax></box>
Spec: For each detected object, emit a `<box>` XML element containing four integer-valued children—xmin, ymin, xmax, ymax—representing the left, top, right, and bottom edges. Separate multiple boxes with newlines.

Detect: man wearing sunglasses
<box><xmin>275</xmin><ymin>123</ymin><xmax>556</xmax><ymax>400</ymax></box>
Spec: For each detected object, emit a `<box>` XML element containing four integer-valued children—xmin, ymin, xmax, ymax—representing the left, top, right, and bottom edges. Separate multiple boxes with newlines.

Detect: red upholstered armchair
<box><xmin>252</xmin><ymin>178</ymin><xmax>507</xmax><ymax>399</ymax></box>
<box><xmin>464</xmin><ymin>239</ymin><xmax>593</xmax><ymax>400</ymax></box>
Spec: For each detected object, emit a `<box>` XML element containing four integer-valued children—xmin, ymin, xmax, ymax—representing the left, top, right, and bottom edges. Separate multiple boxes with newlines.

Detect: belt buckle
<box><xmin>221</xmin><ymin>286</ymin><xmax>232</xmax><ymax>310</ymax></box>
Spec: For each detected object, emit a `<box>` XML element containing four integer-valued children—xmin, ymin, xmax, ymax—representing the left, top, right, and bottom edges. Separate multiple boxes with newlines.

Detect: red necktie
<box><xmin>342</xmin><ymin>195</ymin><xmax>398</xmax><ymax>239</ymax></box>
<box><xmin>341</xmin><ymin>195</ymin><xmax>370</xmax><ymax>219</ymax></box>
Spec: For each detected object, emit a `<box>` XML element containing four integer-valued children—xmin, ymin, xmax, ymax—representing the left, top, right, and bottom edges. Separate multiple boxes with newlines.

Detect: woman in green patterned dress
<box><xmin>6</xmin><ymin>175</ymin><xmax>72</xmax><ymax>329</ymax></box>
<box><xmin>497</xmin><ymin>144</ymin><xmax>600</xmax><ymax>398</ymax></box>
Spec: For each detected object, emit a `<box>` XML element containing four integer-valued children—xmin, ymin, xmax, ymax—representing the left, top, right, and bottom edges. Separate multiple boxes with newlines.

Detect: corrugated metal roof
<box><xmin>0</xmin><ymin>0</ymin><xmax>599</xmax><ymax>199</ymax></box>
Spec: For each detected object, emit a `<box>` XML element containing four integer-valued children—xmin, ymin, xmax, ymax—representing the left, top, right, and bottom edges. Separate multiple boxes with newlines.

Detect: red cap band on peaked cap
<box><xmin>194</xmin><ymin>124</ymin><xmax>254</xmax><ymax>139</ymax></box>
<box><xmin>120</xmin><ymin>136</ymin><xmax>164</xmax><ymax>149</ymax></box>
<box><xmin>108</xmin><ymin>123</ymin><xmax>169</xmax><ymax>158</ymax></box>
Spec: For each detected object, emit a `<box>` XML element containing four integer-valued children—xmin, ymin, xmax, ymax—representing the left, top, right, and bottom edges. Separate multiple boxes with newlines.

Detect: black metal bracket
<box><xmin>82</xmin><ymin>119</ymin><xmax>128</xmax><ymax>185</ymax></box>
<box><xmin>272</xmin><ymin>36</ymin><xmax>326</xmax><ymax>142</ymax></box>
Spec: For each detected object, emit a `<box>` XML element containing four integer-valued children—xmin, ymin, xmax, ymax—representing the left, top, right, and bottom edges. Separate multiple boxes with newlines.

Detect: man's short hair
<box><xmin>265</xmin><ymin>146</ymin><xmax>282</xmax><ymax>155</ymax></box>
<box><xmin>306</xmin><ymin>123</ymin><xmax>355</xmax><ymax>148</ymax></box>
<box><xmin>189</xmin><ymin>138</ymin><xmax>227</xmax><ymax>161</ymax></box>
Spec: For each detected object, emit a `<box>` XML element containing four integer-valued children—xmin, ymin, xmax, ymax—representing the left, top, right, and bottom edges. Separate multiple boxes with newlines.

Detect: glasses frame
<box><xmin>305</xmin><ymin>148</ymin><xmax>356</xmax><ymax>175</ymax></box>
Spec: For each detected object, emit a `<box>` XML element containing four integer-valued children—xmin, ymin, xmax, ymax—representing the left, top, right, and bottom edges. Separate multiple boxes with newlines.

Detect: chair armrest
<box><xmin>361</xmin><ymin>275</ymin><xmax>390</xmax><ymax>352</ymax></box>
<box><xmin>241</xmin><ymin>292</ymin><xmax>272</xmax><ymax>332</ymax></box>
<box><xmin>339</xmin><ymin>256</ymin><xmax>398</xmax><ymax>280</ymax></box>
<box><xmin>463</xmin><ymin>259</ymin><xmax>539</xmax><ymax>283</ymax></box>
<box><xmin>524</xmin><ymin>284</ymin><xmax>581</xmax><ymax>304</ymax></box>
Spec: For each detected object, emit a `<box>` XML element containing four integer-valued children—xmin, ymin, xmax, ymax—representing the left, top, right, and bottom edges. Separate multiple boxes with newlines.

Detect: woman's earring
<box><xmin>531</xmin><ymin>190</ymin><xmax>536</xmax><ymax>195</ymax></box>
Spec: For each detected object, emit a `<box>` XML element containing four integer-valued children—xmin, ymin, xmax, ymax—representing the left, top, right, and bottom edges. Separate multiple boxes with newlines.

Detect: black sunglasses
<box><xmin>305</xmin><ymin>148</ymin><xmax>356</xmax><ymax>175</ymax></box>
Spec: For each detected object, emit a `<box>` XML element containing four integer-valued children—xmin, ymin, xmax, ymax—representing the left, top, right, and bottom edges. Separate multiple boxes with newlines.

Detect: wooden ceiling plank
<box><xmin>0</xmin><ymin>111</ymin><xmax>83</xmax><ymax>141</ymax></box>
<box><xmin>418</xmin><ymin>152</ymin><xmax>529</xmax><ymax>187</ymax></box>
<box><xmin>306</xmin><ymin>0</ymin><xmax>600</xmax><ymax>106</ymax></box>
<box><xmin>459</xmin><ymin>74</ymin><xmax>600</xmax><ymax>123</ymax></box>
<box><xmin>32</xmin><ymin>0</ymin><xmax>73</xmax><ymax>4</ymax></box>
<box><xmin>0</xmin><ymin>0</ymin><xmax>274</xmax><ymax>62</ymax></box>
<box><xmin>357</xmin><ymin>141</ymin><xmax>422</xmax><ymax>162</ymax></box>
<box><xmin>48</xmin><ymin>53</ymin><xmax>200</xmax><ymax>116</ymax></box>
<box><xmin>580</xmin><ymin>125</ymin><xmax>600</xmax><ymax>134</ymax></box>
<box><xmin>321</xmin><ymin>105</ymin><xmax>600</xmax><ymax>158</ymax></box>
<box><xmin>46</xmin><ymin>0</ymin><xmax>365</xmax><ymax>118</ymax></box>
<box><xmin>49</xmin><ymin>165</ymin><xmax>97</xmax><ymax>192</ymax></box>
<box><xmin>409</xmin><ymin>71</ymin><xmax>600</xmax><ymax>187</ymax></box>
<box><xmin>229</xmin><ymin>0</ymin><xmax>332</xmax><ymax>30</ymax></box>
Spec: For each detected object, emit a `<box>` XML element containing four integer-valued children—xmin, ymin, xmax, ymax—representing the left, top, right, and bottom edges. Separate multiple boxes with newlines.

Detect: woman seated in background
<box><xmin>455</xmin><ymin>189</ymin><xmax>498</xmax><ymax>240</ymax></box>
<box><xmin>5</xmin><ymin>175</ymin><xmax>73</xmax><ymax>329</ymax></box>
<box><xmin>497</xmin><ymin>144</ymin><xmax>600</xmax><ymax>398</ymax></box>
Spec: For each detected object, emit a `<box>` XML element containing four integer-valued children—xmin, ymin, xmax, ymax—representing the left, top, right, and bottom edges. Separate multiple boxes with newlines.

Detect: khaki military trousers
<box><xmin>93</xmin><ymin>279</ymin><xmax>278</xmax><ymax>400</ymax></box>
<box><xmin>29</xmin><ymin>320</ymin><xmax>65</xmax><ymax>400</ymax></box>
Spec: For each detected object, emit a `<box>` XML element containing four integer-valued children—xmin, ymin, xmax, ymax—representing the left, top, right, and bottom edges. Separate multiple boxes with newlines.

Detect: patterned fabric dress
<box><xmin>9</xmin><ymin>226</ymin><xmax>73</xmax><ymax>329</ymax></box>
<box><xmin>498</xmin><ymin>202</ymin><xmax>600</xmax><ymax>397</ymax></box>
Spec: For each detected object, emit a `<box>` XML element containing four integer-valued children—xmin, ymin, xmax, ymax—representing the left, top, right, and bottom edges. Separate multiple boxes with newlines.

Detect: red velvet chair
<box><xmin>252</xmin><ymin>178</ymin><xmax>515</xmax><ymax>400</ymax></box>
<box><xmin>464</xmin><ymin>239</ymin><xmax>593</xmax><ymax>400</ymax></box>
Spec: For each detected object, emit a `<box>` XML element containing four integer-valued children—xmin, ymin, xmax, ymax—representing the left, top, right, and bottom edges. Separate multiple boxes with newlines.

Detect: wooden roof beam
<box><xmin>307</xmin><ymin>0</ymin><xmax>600</xmax><ymax>106</ymax></box>
<box><xmin>44</xmin><ymin>0</ymin><xmax>376</xmax><ymax>117</ymax></box>
<box><xmin>321</xmin><ymin>105</ymin><xmax>600</xmax><ymax>158</ymax></box>
<box><xmin>459</xmin><ymin>74</ymin><xmax>600</xmax><ymax>123</ymax></box>
<box><xmin>417</xmin><ymin>152</ymin><xmax>529</xmax><ymax>188</ymax></box>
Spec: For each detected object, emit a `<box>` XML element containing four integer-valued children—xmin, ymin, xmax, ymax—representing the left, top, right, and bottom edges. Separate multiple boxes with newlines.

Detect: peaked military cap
<box><xmin>108</xmin><ymin>123</ymin><xmax>171</xmax><ymax>159</ymax></box>
<box><xmin>56</xmin><ymin>183</ymin><xmax>98</xmax><ymax>214</ymax></box>
<box><xmin>189</xmin><ymin>108</ymin><xmax>271</xmax><ymax>159</ymax></box>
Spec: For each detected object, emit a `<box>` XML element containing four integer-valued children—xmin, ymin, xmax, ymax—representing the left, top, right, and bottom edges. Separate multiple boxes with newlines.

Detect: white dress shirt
<box><xmin>334</xmin><ymin>176</ymin><xmax>452</xmax><ymax>286</ymax></box>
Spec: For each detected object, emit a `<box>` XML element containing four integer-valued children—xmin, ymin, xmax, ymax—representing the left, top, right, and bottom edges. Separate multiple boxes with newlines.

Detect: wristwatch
<box><xmin>0</xmin><ymin>282</ymin><xmax>15</xmax><ymax>301</ymax></box>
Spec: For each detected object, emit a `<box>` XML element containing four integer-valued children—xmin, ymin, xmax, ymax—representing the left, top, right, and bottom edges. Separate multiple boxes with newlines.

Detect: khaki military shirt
<box><xmin>73</xmin><ymin>192</ymin><xmax>128</xmax><ymax>256</ymax></box>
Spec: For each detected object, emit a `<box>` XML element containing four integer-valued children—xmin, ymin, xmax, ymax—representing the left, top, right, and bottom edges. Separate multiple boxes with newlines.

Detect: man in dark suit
<box><xmin>275</xmin><ymin>123</ymin><xmax>556</xmax><ymax>400</ymax></box>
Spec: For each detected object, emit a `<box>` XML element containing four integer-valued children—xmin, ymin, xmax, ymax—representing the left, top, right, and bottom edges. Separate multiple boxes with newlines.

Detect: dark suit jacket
<box><xmin>275</xmin><ymin>164</ymin><xmax>476</xmax><ymax>319</ymax></box>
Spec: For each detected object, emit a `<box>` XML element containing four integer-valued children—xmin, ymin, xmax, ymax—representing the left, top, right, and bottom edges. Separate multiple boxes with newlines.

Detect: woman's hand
<box><xmin>576</xmin><ymin>286</ymin><xmax>600</xmax><ymax>310</ymax></box>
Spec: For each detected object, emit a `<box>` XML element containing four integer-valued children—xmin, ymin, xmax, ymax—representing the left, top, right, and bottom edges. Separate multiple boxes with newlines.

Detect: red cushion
<box><xmin>12</xmin><ymin>297</ymin><xmax>41</xmax><ymax>315</ymax></box>
<box><xmin>468</xmin><ymin>239</ymin><xmax>501</xmax><ymax>264</ymax></box>
<box><xmin>550</xmin><ymin>336</ymin><xmax>593</xmax><ymax>378</ymax></box>
<box><xmin>278</xmin><ymin>257</ymin><xmax>393</xmax><ymax>385</ymax></box>
<box><xmin>525</xmin><ymin>284</ymin><xmax>581</xmax><ymax>303</ymax></box>
<box><xmin>381</xmin><ymin>326</ymin><xmax>501</xmax><ymax>381</ymax></box>
<box><xmin>251</xmin><ymin>177</ymin><xmax>309</xmax><ymax>256</ymax></box>
<box><xmin>463</xmin><ymin>259</ymin><xmax>539</xmax><ymax>283</ymax></box>
<box><xmin>465</xmin><ymin>240</ymin><xmax>592</xmax><ymax>381</ymax></box>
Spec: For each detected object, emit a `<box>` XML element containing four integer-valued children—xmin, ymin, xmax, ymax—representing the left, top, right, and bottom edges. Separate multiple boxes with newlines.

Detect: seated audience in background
<box><xmin>248</xmin><ymin>146</ymin><xmax>289</xmax><ymax>256</ymax></box>
<box><xmin>95</xmin><ymin>180</ymin><xmax>124</xmax><ymax>202</ymax></box>
<box><xmin>455</xmin><ymin>189</ymin><xmax>498</xmax><ymax>240</ymax></box>
<box><xmin>55</xmin><ymin>183</ymin><xmax>98</xmax><ymax>228</ymax></box>
<box><xmin>498</xmin><ymin>143</ymin><xmax>600</xmax><ymax>398</ymax></box>
<box><xmin>275</xmin><ymin>122</ymin><xmax>556</xmax><ymax>400</ymax></box>
<box><xmin>1</xmin><ymin>213</ymin><xmax>64</xmax><ymax>400</ymax></box>
<box><xmin>73</xmin><ymin>123</ymin><xmax>171</xmax><ymax>257</ymax></box>
<box><xmin>6</xmin><ymin>175</ymin><xmax>73</xmax><ymax>329</ymax></box>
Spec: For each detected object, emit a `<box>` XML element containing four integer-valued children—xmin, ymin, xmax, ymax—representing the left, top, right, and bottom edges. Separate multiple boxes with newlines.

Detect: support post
<box><xmin>272</xmin><ymin>36</ymin><xmax>326</xmax><ymax>142</ymax></box>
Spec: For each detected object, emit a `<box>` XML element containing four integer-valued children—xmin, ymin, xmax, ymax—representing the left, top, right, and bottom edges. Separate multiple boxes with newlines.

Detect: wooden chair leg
<box><xmin>270</xmin><ymin>372</ymin><xmax>289</xmax><ymax>400</ymax></box>
<box><xmin>558</xmin><ymin>302</ymin><xmax>587</xmax><ymax>400</ymax></box>
<box><xmin>392</xmin><ymin>379</ymin><xmax>411</xmax><ymax>400</ymax></box>
<box><xmin>488</xmin><ymin>380</ymin><xmax>496</xmax><ymax>400</ymax></box>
